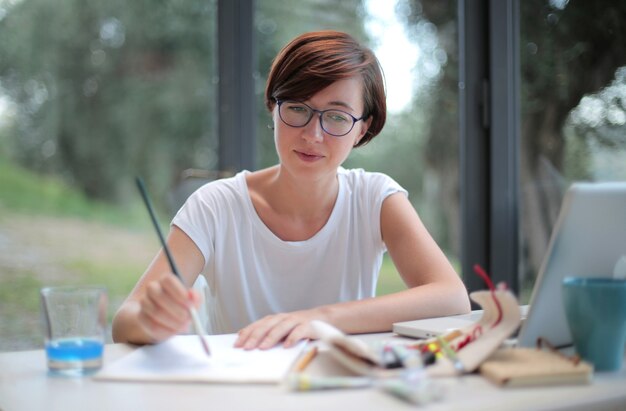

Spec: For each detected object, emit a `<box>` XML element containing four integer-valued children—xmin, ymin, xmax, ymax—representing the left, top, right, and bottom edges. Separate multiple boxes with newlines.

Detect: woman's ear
<box><xmin>354</xmin><ymin>117</ymin><xmax>373</xmax><ymax>146</ymax></box>
<box><xmin>271</xmin><ymin>107</ymin><xmax>280</xmax><ymax>127</ymax></box>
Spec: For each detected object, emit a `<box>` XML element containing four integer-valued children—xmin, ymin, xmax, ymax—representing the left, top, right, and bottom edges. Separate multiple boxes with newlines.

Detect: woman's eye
<box><xmin>326</xmin><ymin>112</ymin><xmax>349</xmax><ymax>123</ymax></box>
<box><xmin>287</xmin><ymin>104</ymin><xmax>308</xmax><ymax>113</ymax></box>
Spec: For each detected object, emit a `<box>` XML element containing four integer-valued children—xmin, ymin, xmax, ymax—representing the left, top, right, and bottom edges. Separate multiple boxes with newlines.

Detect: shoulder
<box><xmin>188</xmin><ymin>171</ymin><xmax>249</xmax><ymax>205</ymax></box>
<box><xmin>338</xmin><ymin>167</ymin><xmax>407</xmax><ymax>197</ymax></box>
<box><xmin>173</xmin><ymin>172</ymin><xmax>250</xmax><ymax>222</ymax></box>
<box><xmin>338</xmin><ymin>167</ymin><xmax>384</xmax><ymax>185</ymax></box>
<box><xmin>172</xmin><ymin>171</ymin><xmax>250</xmax><ymax>238</ymax></box>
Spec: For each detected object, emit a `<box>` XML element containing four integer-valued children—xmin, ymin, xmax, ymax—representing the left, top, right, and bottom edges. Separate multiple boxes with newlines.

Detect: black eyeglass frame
<box><xmin>275</xmin><ymin>99</ymin><xmax>364</xmax><ymax>137</ymax></box>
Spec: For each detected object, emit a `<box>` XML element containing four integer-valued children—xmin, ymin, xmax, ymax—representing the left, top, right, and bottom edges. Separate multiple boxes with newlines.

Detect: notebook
<box><xmin>394</xmin><ymin>182</ymin><xmax>626</xmax><ymax>347</ymax></box>
<box><xmin>95</xmin><ymin>334</ymin><xmax>307</xmax><ymax>384</ymax></box>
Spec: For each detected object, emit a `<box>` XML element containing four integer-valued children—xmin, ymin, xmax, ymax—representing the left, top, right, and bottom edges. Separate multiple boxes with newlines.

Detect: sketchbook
<box><xmin>95</xmin><ymin>334</ymin><xmax>307</xmax><ymax>384</ymax></box>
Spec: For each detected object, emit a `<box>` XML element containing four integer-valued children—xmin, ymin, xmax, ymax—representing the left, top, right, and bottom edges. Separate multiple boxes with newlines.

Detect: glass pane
<box><xmin>0</xmin><ymin>0</ymin><xmax>218</xmax><ymax>350</ymax></box>
<box><xmin>255</xmin><ymin>0</ymin><xmax>459</xmax><ymax>295</ymax></box>
<box><xmin>519</xmin><ymin>1</ymin><xmax>626</xmax><ymax>301</ymax></box>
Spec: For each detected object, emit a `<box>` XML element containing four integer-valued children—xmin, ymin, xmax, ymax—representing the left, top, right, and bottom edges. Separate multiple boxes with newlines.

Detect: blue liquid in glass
<box><xmin>46</xmin><ymin>338</ymin><xmax>104</xmax><ymax>362</ymax></box>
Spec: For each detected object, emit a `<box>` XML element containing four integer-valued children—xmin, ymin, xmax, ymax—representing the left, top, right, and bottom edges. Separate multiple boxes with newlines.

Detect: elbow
<box><xmin>447</xmin><ymin>281</ymin><xmax>471</xmax><ymax>315</ymax></box>
<box><xmin>456</xmin><ymin>291</ymin><xmax>472</xmax><ymax>314</ymax></box>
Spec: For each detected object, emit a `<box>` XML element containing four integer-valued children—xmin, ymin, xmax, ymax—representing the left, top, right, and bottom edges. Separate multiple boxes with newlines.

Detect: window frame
<box><xmin>217</xmin><ymin>0</ymin><xmax>257</xmax><ymax>173</ymax></box>
<box><xmin>459</xmin><ymin>0</ymin><xmax>521</xmax><ymax>293</ymax></box>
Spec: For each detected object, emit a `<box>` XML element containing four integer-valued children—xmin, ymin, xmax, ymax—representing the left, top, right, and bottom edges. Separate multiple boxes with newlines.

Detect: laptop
<box><xmin>393</xmin><ymin>310</ymin><xmax>487</xmax><ymax>339</ymax></box>
<box><xmin>393</xmin><ymin>306</ymin><xmax>530</xmax><ymax>339</ymax></box>
<box><xmin>393</xmin><ymin>182</ymin><xmax>626</xmax><ymax>347</ymax></box>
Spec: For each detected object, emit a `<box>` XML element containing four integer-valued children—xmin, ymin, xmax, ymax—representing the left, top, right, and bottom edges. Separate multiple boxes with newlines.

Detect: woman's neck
<box><xmin>272</xmin><ymin>166</ymin><xmax>339</xmax><ymax>217</ymax></box>
<box><xmin>246</xmin><ymin>166</ymin><xmax>340</xmax><ymax>241</ymax></box>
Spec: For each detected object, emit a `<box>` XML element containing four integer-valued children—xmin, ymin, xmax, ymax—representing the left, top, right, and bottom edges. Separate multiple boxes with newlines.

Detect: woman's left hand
<box><xmin>234</xmin><ymin>309</ymin><xmax>328</xmax><ymax>350</ymax></box>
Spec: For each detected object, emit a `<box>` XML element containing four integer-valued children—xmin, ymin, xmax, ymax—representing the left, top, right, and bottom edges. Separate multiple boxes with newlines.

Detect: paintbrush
<box><xmin>135</xmin><ymin>177</ymin><xmax>211</xmax><ymax>356</ymax></box>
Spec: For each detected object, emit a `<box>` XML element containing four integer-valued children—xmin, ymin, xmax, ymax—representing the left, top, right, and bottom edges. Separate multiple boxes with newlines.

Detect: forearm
<box><xmin>321</xmin><ymin>281</ymin><xmax>471</xmax><ymax>334</ymax></box>
<box><xmin>234</xmin><ymin>278</ymin><xmax>470</xmax><ymax>350</ymax></box>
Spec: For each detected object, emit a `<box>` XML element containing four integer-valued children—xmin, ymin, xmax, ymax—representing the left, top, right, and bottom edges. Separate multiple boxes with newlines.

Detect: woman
<box><xmin>112</xmin><ymin>30</ymin><xmax>470</xmax><ymax>350</ymax></box>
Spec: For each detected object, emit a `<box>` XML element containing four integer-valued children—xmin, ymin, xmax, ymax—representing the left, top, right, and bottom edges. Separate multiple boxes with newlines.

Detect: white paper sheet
<box><xmin>95</xmin><ymin>334</ymin><xmax>307</xmax><ymax>384</ymax></box>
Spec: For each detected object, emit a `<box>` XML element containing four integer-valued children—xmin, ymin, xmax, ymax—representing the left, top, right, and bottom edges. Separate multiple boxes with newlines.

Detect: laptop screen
<box><xmin>517</xmin><ymin>182</ymin><xmax>626</xmax><ymax>348</ymax></box>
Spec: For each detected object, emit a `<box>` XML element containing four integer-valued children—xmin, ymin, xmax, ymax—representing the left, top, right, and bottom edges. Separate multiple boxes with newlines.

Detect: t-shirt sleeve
<box><xmin>377</xmin><ymin>173</ymin><xmax>408</xmax><ymax>201</ymax></box>
<box><xmin>367</xmin><ymin>172</ymin><xmax>408</xmax><ymax>247</ymax></box>
<box><xmin>171</xmin><ymin>187</ymin><xmax>217</xmax><ymax>266</ymax></box>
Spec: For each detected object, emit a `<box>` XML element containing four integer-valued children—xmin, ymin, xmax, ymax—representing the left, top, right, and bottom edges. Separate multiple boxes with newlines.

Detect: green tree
<box><xmin>0</xmin><ymin>0</ymin><xmax>218</xmax><ymax>204</ymax></box>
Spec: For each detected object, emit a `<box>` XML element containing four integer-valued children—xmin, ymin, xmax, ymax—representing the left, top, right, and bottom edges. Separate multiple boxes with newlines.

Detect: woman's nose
<box><xmin>301</xmin><ymin>114</ymin><xmax>324</xmax><ymax>142</ymax></box>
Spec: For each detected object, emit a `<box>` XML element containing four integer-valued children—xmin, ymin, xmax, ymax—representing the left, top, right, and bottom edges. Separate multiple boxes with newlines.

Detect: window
<box><xmin>519</xmin><ymin>0</ymin><xmax>626</xmax><ymax>301</ymax></box>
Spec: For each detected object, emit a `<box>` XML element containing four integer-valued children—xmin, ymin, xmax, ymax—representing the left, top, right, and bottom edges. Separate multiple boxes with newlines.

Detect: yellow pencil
<box><xmin>293</xmin><ymin>346</ymin><xmax>318</xmax><ymax>373</ymax></box>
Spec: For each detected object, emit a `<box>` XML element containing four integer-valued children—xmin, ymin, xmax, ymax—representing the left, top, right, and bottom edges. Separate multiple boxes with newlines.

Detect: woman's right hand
<box><xmin>112</xmin><ymin>226</ymin><xmax>206</xmax><ymax>345</ymax></box>
<box><xmin>135</xmin><ymin>274</ymin><xmax>203</xmax><ymax>343</ymax></box>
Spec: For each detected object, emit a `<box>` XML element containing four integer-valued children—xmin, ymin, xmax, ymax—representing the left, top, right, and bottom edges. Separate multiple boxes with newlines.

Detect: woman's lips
<box><xmin>295</xmin><ymin>150</ymin><xmax>324</xmax><ymax>162</ymax></box>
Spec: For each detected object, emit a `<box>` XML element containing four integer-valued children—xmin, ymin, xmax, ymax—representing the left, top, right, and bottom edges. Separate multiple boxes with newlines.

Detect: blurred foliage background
<box><xmin>0</xmin><ymin>0</ymin><xmax>218</xmax><ymax>205</ymax></box>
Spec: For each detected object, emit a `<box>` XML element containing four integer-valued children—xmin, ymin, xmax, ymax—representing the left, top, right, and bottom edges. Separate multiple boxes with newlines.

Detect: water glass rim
<box><xmin>41</xmin><ymin>285</ymin><xmax>107</xmax><ymax>295</ymax></box>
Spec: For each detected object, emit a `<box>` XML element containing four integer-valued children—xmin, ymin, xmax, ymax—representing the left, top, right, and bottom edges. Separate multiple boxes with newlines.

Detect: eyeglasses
<box><xmin>276</xmin><ymin>100</ymin><xmax>364</xmax><ymax>137</ymax></box>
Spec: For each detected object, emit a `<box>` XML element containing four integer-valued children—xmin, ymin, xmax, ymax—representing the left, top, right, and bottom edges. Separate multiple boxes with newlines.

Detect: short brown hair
<box><xmin>265</xmin><ymin>31</ymin><xmax>386</xmax><ymax>146</ymax></box>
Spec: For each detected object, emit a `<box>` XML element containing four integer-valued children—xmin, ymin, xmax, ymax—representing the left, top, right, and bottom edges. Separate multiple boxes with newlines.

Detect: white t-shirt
<box><xmin>172</xmin><ymin>167</ymin><xmax>407</xmax><ymax>334</ymax></box>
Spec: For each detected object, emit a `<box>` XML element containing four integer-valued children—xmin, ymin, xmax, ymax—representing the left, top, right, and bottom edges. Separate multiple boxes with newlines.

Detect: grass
<box><xmin>0</xmin><ymin>269</ymin><xmax>43</xmax><ymax>313</ymax></box>
<box><xmin>65</xmin><ymin>258</ymin><xmax>147</xmax><ymax>323</ymax></box>
<box><xmin>66</xmin><ymin>259</ymin><xmax>145</xmax><ymax>299</ymax></box>
<box><xmin>0</xmin><ymin>156</ymin><xmax>151</xmax><ymax>228</ymax></box>
<box><xmin>0</xmin><ymin>268</ymin><xmax>46</xmax><ymax>350</ymax></box>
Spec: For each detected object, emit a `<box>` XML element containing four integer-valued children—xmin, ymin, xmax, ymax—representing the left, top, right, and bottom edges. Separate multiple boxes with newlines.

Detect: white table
<box><xmin>1</xmin><ymin>334</ymin><xmax>625</xmax><ymax>411</ymax></box>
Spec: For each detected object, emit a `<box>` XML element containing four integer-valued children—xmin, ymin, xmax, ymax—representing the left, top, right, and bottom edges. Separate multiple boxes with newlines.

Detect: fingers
<box><xmin>235</xmin><ymin>315</ymin><xmax>286</xmax><ymax>350</ymax></box>
<box><xmin>235</xmin><ymin>312</ymin><xmax>316</xmax><ymax>350</ymax></box>
<box><xmin>283</xmin><ymin>325</ymin><xmax>311</xmax><ymax>348</ymax></box>
<box><xmin>138</xmin><ymin>276</ymin><xmax>195</xmax><ymax>341</ymax></box>
<box><xmin>187</xmin><ymin>288</ymin><xmax>203</xmax><ymax>310</ymax></box>
<box><xmin>256</xmin><ymin>317</ymin><xmax>298</xmax><ymax>350</ymax></box>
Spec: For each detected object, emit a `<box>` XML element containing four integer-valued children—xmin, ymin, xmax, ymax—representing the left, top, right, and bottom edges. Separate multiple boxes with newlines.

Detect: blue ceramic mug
<box><xmin>562</xmin><ymin>277</ymin><xmax>626</xmax><ymax>372</ymax></box>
